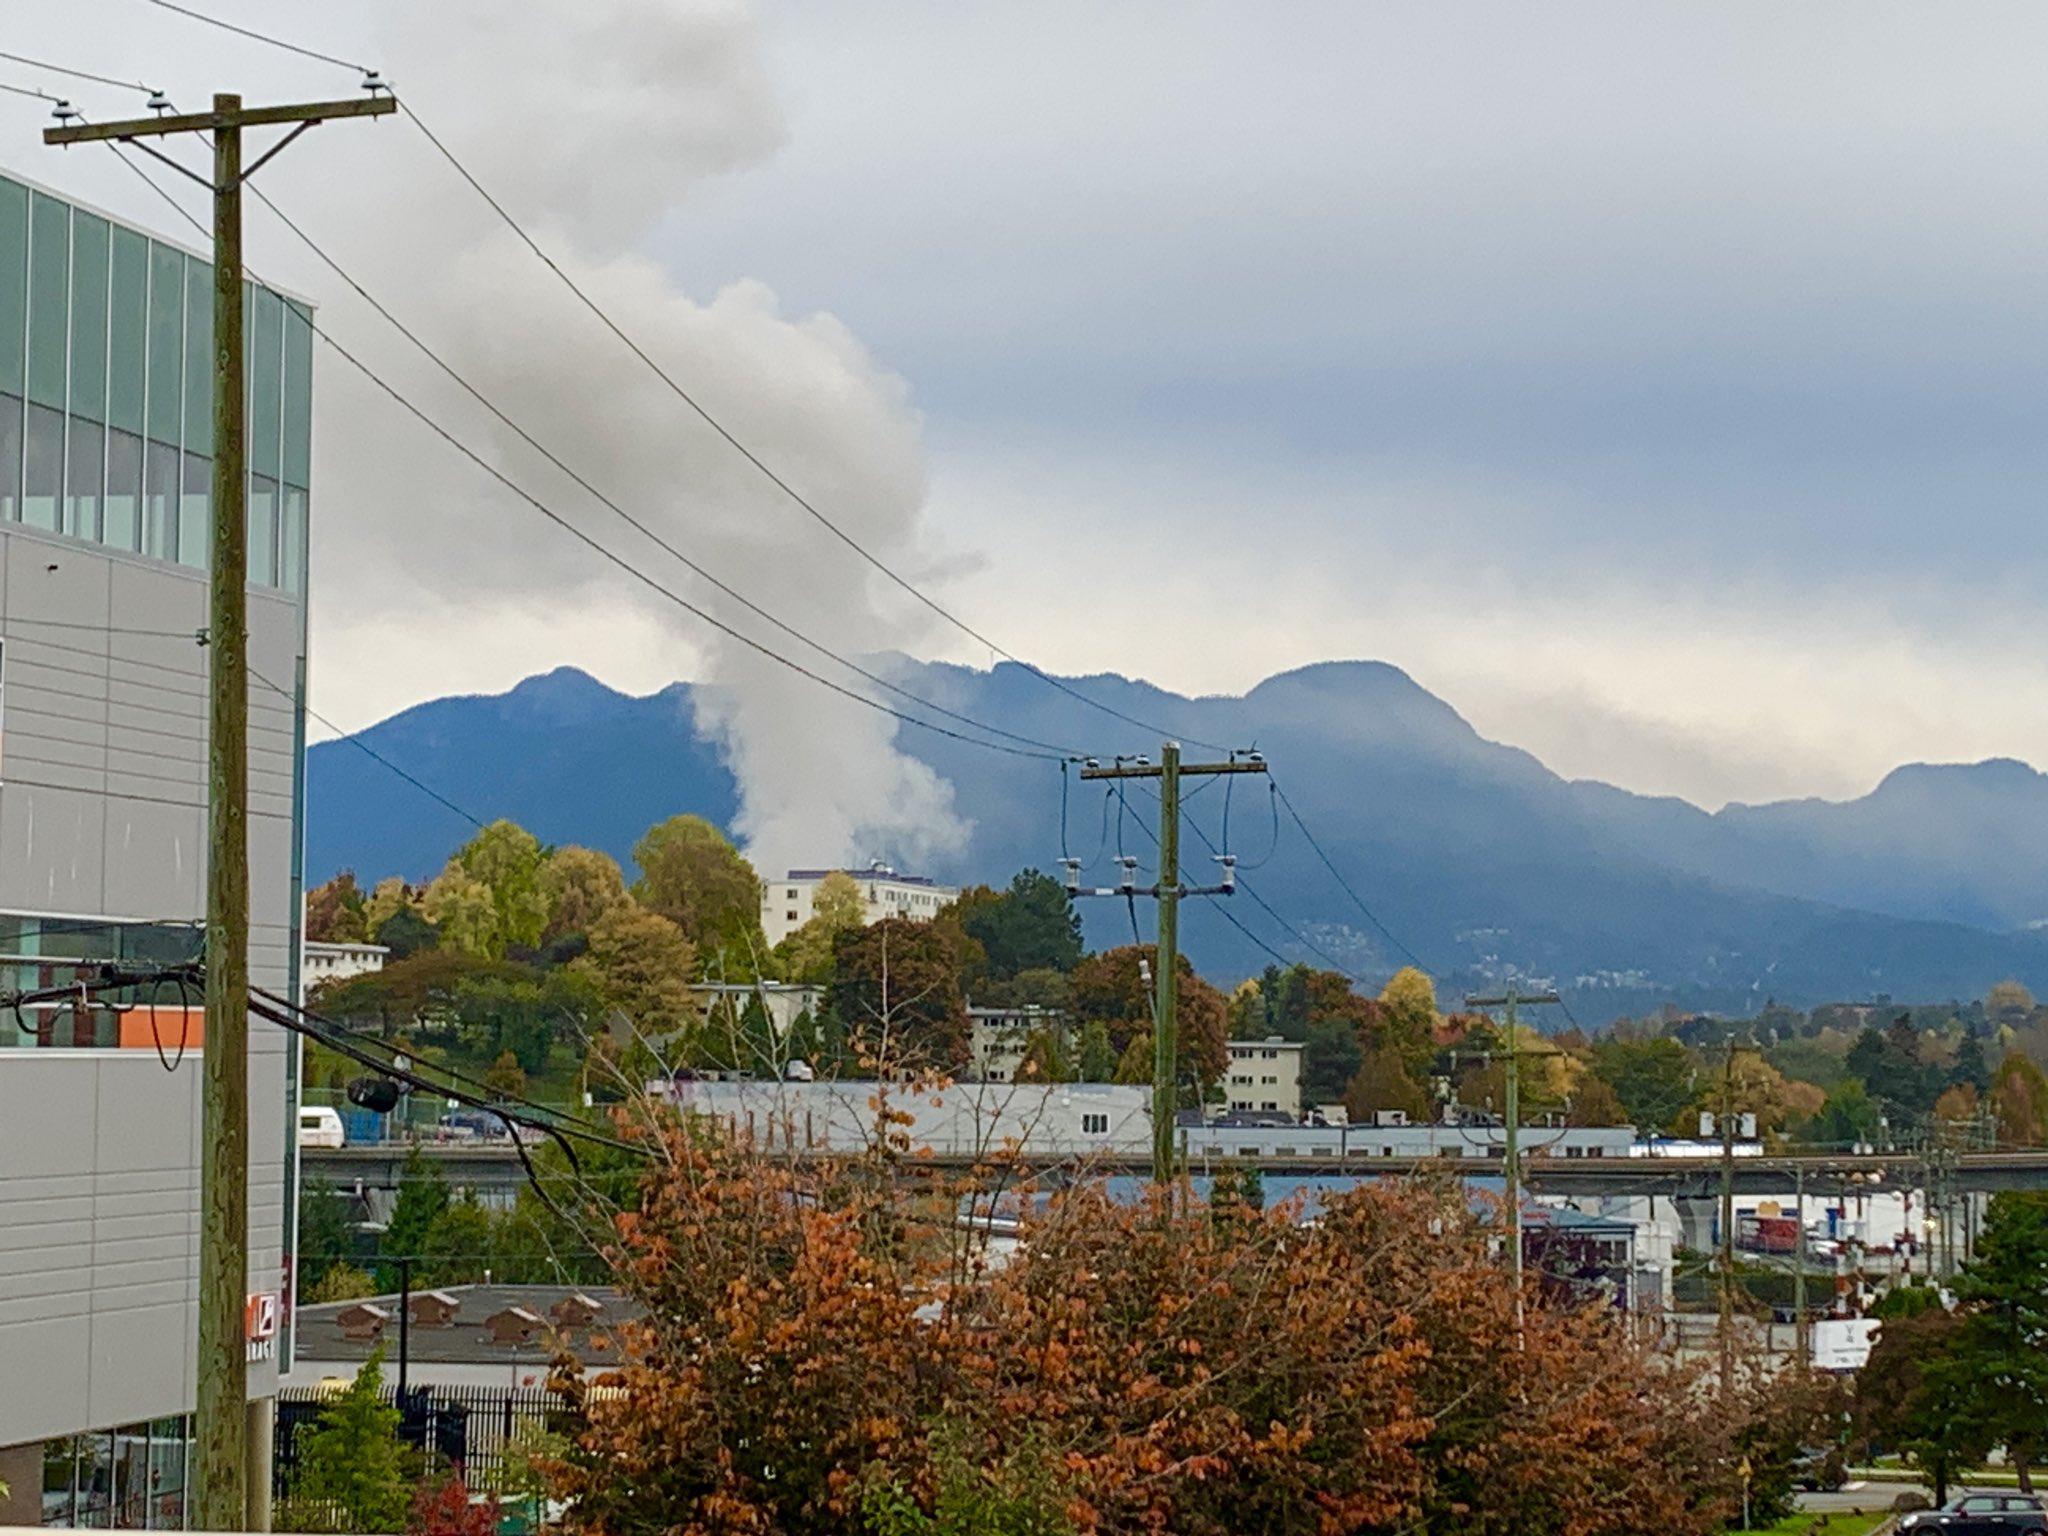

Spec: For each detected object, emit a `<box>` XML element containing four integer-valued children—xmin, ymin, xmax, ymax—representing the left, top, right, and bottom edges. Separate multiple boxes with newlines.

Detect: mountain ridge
<box><xmin>306</xmin><ymin>660</ymin><xmax>2048</xmax><ymax>1019</ymax></box>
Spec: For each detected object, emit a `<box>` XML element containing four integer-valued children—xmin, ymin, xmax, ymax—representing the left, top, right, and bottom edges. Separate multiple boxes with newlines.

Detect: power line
<box><xmin>396</xmin><ymin>102</ymin><xmax>1234</xmax><ymax>755</ymax></box>
<box><xmin>233</xmin><ymin>180</ymin><xmax>1082</xmax><ymax>762</ymax></box>
<box><xmin>135</xmin><ymin>0</ymin><xmax>370</xmax><ymax>73</ymax></box>
<box><xmin>0</xmin><ymin>77</ymin><xmax>66</xmax><ymax>105</ymax></box>
<box><xmin>125</xmin><ymin>0</ymin><xmax>1241</xmax><ymax>754</ymax></box>
<box><xmin>0</xmin><ymin>49</ymin><xmax>149</xmax><ymax>94</ymax></box>
<box><xmin>101</xmin><ymin>140</ymin><xmax>1070</xmax><ymax>767</ymax></box>
<box><xmin>1270</xmin><ymin>780</ymin><xmax>1431</xmax><ymax>973</ymax></box>
<box><xmin>244</xmin><ymin>661</ymin><xmax>488</xmax><ymax>832</ymax></box>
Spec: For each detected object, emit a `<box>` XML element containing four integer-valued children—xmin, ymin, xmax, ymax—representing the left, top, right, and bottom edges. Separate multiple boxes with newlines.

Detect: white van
<box><xmin>297</xmin><ymin>1106</ymin><xmax>345</xmax><ymax>1149</ymax></box>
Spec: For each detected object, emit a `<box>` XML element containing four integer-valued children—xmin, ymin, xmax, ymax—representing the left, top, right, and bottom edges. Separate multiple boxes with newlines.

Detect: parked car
<box><xmin>296</xmin><ymin>1106</ymin><xmax>345</xmax><ymax>1149</ymax></box>
<box><xmin>1900</xmin><ymin>1492</ymin><xmax>2048</xmax><ymax>1533</ymax></box>
<box><xmin>1789</xmin><ymin>1445</ymin><xmax>1847</xmax><ymax>1492</ymax></box>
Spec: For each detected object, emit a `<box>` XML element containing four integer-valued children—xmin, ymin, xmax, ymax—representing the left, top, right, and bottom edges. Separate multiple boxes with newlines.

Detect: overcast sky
<box><xmin>9</xmin><ymin>1</ymin><xmax>2048</xmax><ymax>814</ymax></box>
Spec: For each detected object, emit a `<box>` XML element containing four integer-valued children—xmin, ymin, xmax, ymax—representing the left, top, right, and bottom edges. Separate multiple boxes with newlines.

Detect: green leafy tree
<box><xmin>303</xmin><ymin>1263</ymin><xmax>375</xmax><ymax>1306</ymax></box>
<box><xmin>957</xmin><ymin>869</ymin><xmax>1085</xmax><ymax>980</ymax></box>
<box><xmin>1377</xmin><ymin>966</ymin><xmax>1439</xmax><ymax>1074</ymax></box>
<box><xmin>296</xmin><ymin>1180</ymin><xmax>358</xmax><ymax>1293</ymax></box>
<box><xmin>1015</xmin><ymin>1027</ymin><xmax>1074</xmax><ymax>1084</ymax></box>
<box><xmin>1808</xmin><ymin>1077</ymin><xmax>1884</xmax><ymax>1148</ymax></box>
<box><xmin>632</xmin><ymin>815</ymin><xmax>765</xmax><ymax>969</ymax></box>
<box><xmin>538</xmin><ymin>845</ymin><xmax>630</xmax><ymax>943</ymax></box>
<box><xmin>776</xmin><ymin>871</ymin><xmax>866</xmax><ymax>984</ymax></box>
<box><xmin>423</xmin><ymin>866</ymin><xmax>502</xmax><ymax>959</ymax></box>
<box><xmin>1076</xmin><ymin>1019</ymin><xmax>1118</xmax><ymax>1083</ymax></box>
<box><xmin>1344</xmin><ymin>1045</ymin><xmax>1430</xmax><ymax>1124</ymax></box>
<box><xmin>449</xmin><ymin>819</ymin><xmax>551</xmax><ymax>953</ymax></box>
<box><xmin>1933</xmin><ymin>1191</ymin><xmax>2048</xmax><ymax>1490</ymax></box>
<box><xmin>363</xmin><ymin>877</ymin><xmax>421</xmax><ymax>938</ymax></box>
<box><xmin>378</xmin><ymin>1147</ymin><xmax>448</xmax><ymax>1291</ymax></box>
<box><xmin>1303</xmin><ymin>1018</ymin><xmax>1364</xmax><ymax>1106</ymax></box>
<box><xmin>1590</xmin><ymin>1038</ymin><xmax>1695</xmax><ymax>1132</ymax></box>
<box><xmin>305</xmin><ymin>872</ymin><xmax>369</xmax><ymax>944</ymax></box>
<box><xmin>828</xmin><ymin>918</ymin><xmax>973</xmax><ymax>1071</ymax></box>
<box><xmin>1856</xmin><ymin>1306</ymin><xmax>1989</xmax><ymax>1505</ymax></box>
<box><xmin>278</xmin><ymin>1348</ymin><xmax>414</xmax><ymax>1534</ymax></box>
<box><xmin>1953</xmin><ymin>1033</ymin><xmax>1993</xmax><ymax>1094</ymax></box>
<box><xmin>417</xmin><ymin>1197</ymin><xmax>501</xmax><ymax>1287</ymax></box>
<box><xmin>1847</xmin><ymin>1019</ymin><xmax>1943</xmax><ymax>1119</ymax></box>
<box><xmin>374</xmin><ymin>905</ymin><xmax>439</xmax><ymax>960</ymax></box>
<box><xmin>575</xmin><ymin>905</ymin><xmax>700</xmax><ymax>1039</ymax></box>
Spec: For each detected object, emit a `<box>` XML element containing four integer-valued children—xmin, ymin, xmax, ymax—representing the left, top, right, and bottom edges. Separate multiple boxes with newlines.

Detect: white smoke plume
<box><xmin>12</xmin><ymin>0</ymin><xmax>973</xmax><ymax>876</ymax></box>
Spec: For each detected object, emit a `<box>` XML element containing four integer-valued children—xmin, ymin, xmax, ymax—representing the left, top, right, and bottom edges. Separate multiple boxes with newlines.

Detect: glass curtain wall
<box><xmin>40</xmin><ymin>1416</ymin><xmax>194</xmax><ymax>1530</ymax></box>
<box><xmin>0</xmin><ymin>172</ymin><xmax>309</xmax><ymax>588</ymax></box>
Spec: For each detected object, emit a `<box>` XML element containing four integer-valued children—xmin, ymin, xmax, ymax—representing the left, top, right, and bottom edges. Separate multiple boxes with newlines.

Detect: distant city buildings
<box><xmin>760</xmin><ymin>861</ymin><xmax>960</xmax><ymax>947</ymax></box>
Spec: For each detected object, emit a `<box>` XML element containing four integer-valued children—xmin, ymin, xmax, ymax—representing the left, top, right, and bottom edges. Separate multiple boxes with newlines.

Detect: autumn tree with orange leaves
<box><xmin>552</xmin><ymin>1114</ymin><xmax>1745</xmax><ymax>1536</ymax></box>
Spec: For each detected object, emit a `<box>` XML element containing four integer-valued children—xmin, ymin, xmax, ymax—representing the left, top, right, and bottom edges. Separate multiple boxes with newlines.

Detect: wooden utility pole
<box><xmin>1716</xmin><ymin>1036</ymin><xmax>1741</xmax><ymax>1399</ymax></box>
<box><xmin>1075</xmin><ymin>747</ymin><xmax>1266</xmax><ymax>1183</ymax></box>
<box><xmin>47</xmin><ymin>89</ymin><xmax>393</xmax><ymax>1533</ymax></box>
<box><xmin>1467</xmin><ymin>989</ymin><xmax>1559</xmax><ymax>1338</ymax></box>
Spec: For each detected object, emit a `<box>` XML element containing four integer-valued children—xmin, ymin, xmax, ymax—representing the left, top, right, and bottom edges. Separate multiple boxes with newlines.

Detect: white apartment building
<box><xmin>967</xmin><ymin>1004</ymin><xmax>1065</xmax><ymax>1083</ymax></box>
<box><xmin>299</xmin><ymin>939</ymin><xmax>387</xmax><ymax>996</ymax></box>
<box><xmin>1224</xmin><ymin>1037</ymin><xmax>1305</xmax><ymax>1119</ymax></box>
<box><xmin>760</xmin><ymin>861</ymin><xmax>961</xmax><ymax>947</ymax></box>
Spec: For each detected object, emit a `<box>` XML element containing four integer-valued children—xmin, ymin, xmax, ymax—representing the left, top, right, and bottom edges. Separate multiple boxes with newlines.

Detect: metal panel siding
<box><xmin>0</xmin><ymin>524</ymin><xmax>305</xmax><ymax>1441</ymax></box>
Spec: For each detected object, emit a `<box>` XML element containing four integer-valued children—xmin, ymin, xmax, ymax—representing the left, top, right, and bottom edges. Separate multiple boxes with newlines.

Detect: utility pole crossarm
<box><xmin>1071</xmin><ymin>746</ymin><xmax>1267</xmax><ymax>1188</ymax></box>
<box><xmin>1079</xmin><ymin>760</ymin><xmax>1267</xmax><ymax>781</ymax></box>
<box><xmin>44</xmin><ymin>95</ymin><xmax>394</xmax><ymax>146</ymax></box>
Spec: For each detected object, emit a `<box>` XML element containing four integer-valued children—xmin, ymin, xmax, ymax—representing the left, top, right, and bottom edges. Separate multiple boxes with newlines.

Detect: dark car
<box><xmin>1899</xmin><ymin>1492</ymin><xmax>2048</xmax><ymax>1533</ymax></box>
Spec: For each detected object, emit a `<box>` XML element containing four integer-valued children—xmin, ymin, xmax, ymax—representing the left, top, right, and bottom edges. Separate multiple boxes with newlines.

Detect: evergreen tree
<box><xmin>377</xmin><ymin>1146</ymin><xmax>448</xmax><ymax>1292</ymax></box>
<box><xmin>279</xmin><ymin>1348</ymin><xmax>414</xmax><ymax>1533</ymax></box>
<box><xmin>295</xmin><ymin>1180</ymin><xmax>358</xmax><ymax>1294</ymax></box>
<box><xmin>1077</xmin><ymin>1019</ymin><xmax>1118</xmax><ymax>1084</ymax></box>
<box><xmin>1932</xmin><ymin>1191</ymin><xmax>2048</xmax><ymax>1491</ymax></box>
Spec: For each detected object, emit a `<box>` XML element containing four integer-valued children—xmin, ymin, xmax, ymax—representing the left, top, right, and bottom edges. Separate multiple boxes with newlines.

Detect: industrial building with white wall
<box><xmin>0</xmin><ymin>164</ymin><xmax>311</xmax><ymax>1528</ymax></box>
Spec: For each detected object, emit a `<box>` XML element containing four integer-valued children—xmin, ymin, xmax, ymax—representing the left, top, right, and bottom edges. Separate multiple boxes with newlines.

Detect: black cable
<box><xmin>1271</xmin><ymin>780</ymin><xmax>1431</xmax><ymax>973</ymax></box>
<box><xmin>136</xmin><ymin>0</ymin><xmax>370</xmax><ymax>73</ymax></box>
<box><xmin>396</xmin><ymin>101</ymin><xmax>1235</xmax><ymax>757</ymax></box>
<box><xmin>0</xmin><ymin>77</ymin><xmax>68</xmax><ymax>105</ymax></box>
<box><xmin>102</xmin><ymin>7</ymin><xmax>1239</xmax><ymax>757</ymax></box>
<box><xmin>244</xmin><ymin>661</ymin><xmax>487</xmax><ymax>831</ymax></box>
<box><xmin>0</xmin><ymin>49</ymin><xmax>149</xmax><ymax>93</ymax></box>
<box><xmin>238</xmin><ymin>180</ymin><xmax>1082</xmax><ymax>762</ymax></box>
<box><xmin>103</xmin><ymin>142</ymin><xmax>1068</xmax><ymax>766</ymax></box>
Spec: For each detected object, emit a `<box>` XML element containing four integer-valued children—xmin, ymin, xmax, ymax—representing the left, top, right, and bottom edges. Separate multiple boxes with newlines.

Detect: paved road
<box><xmin>1799</xmin><ymin>1476</ymin><xmax>1925</xmax><ymax>1516</ymax></box>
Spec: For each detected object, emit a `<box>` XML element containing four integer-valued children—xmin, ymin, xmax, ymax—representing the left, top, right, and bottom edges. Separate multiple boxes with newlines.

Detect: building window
<box><xmin>1261</xmin><ymin>1049</ymin><xmax>1278</xmax><ymax>1060</ymax></box>
<box><xmin>1261</xmin><ymin>1101</ymin><xmax>1278</xmax><ymax>1112</ymax></box>
<box><xmin>786</xmin><ymin>911</ymin><xmax>798</xmax><ymax>923</ymax></box>
<box><xmin>1080</xmin><ymin>1112</ymin><xmax>1109</xmax><ymax>1135</ymax></box>
<box><xmin>1</xmin><ymin>914</ymin><xmax>203</xmax><ymax>1049</ymax></box>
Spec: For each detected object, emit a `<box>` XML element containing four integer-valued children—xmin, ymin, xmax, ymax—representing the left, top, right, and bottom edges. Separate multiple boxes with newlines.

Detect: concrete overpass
<box><xmin>304</xmin><ymin>1141</ymin><xmax>2048</xmax><ymax>1207</ymax></box>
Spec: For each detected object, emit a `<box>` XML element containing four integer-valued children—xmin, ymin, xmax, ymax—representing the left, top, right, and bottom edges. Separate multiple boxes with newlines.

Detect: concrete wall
<box><xmin>660</xmin><ymin>1079</ymin><xmax>1155</xmax><ymax>1157</ymax></box>
<box><xmin>0</xmin><ymin>520</ymin><xmax>301</xmax><ymax>1448</ymax></box>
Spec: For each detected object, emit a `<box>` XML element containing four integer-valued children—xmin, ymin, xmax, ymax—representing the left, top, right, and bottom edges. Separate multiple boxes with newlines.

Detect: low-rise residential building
<box><xmin>1224</xmin><ymin>1037</ymin><xmax>1304</xmax><ymax>1119</ymax></box>
<box><xmin>300</xmin><ymin>939</ymin><xmax>387</xmax><ymax>995</ymax></box>
<box><xmin>967</xmin><ymin>1004</ymin><xmax>1064</xmax><ymax>1082</ymax></box>
<box><xmin>760</xmin><ymin>862</ymin><xmax>960</xmax><ymax>947</ymax></box>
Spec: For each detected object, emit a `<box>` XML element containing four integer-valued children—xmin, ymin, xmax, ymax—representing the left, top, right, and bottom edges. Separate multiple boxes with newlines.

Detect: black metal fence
<box><xmin>274</xmin><ymin>1384</ymin><xmax>578</xmax><ymax>1499</ymax></box>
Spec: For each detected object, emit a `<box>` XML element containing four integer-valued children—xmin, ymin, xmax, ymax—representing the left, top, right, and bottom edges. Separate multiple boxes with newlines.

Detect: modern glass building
<box><xmin>0</xmin><ymin>169</ymin><xmax>311</xmax><ymax>591</ymax></box>
<box><xmin>0</xmin><ymin>166</ymin><xmax>312</xmax><ymax>1528</ymax></box>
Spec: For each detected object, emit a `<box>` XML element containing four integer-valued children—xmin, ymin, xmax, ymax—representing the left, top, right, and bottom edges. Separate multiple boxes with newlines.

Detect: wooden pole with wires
<box><xmin>1467</xmin><ymin>989</ymin><xmax>1559</xmax><ymax>1340</ymax></box>
<box><xmin>47</xmin><ymin>88</ymin><xmax>392</xmax><ymax>1532</ymax></box>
